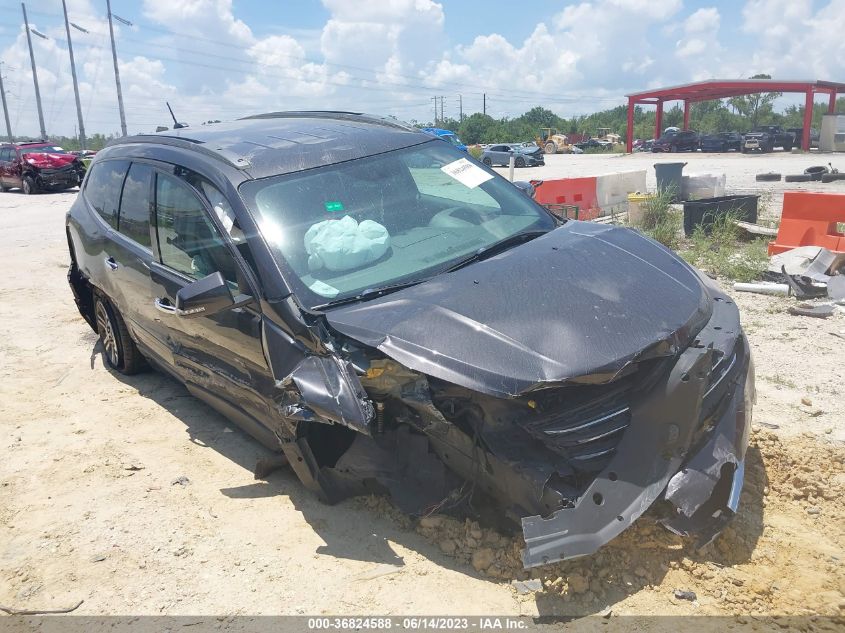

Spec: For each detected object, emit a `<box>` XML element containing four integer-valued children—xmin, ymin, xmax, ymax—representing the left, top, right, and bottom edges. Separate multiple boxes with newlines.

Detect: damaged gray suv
<box><xmin>66</xmin><ymin>111</ymin><xmax>753</xmax><ymax>568</ymax></box>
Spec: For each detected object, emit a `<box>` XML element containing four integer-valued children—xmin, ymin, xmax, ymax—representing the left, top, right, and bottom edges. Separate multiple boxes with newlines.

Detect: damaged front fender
<box><xmin>262</xmin><ymin>317</ymin><xmax>374</xmax><ymax>434</ymax></box>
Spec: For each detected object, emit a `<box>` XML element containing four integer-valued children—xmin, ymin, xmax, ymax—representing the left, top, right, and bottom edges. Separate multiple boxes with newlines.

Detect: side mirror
<box><xmin>175</xmin><ymin>272</ymin><xmax>236</xmax><ymax>318</ymax></box>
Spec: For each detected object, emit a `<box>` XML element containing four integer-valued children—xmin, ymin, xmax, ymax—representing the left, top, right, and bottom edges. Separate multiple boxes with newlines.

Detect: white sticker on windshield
<box><xmin>440</xmin><ymin>158</ymin><xmax>494</xmax><ymax>189</ymax></box>
<box><xmin>309</xmin><ymin>279</ymin><xmax>339</xmax><ymax>298</ymax></box>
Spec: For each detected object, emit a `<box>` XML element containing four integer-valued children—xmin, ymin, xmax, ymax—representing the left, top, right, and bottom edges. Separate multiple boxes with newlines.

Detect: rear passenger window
<box><xmin>154</xmin><ymin>172</ymin><xmax>239</xmax><ymax>284</ymax></box>
<box><xmin>0</xmin><ymin>148</ymin><xmax>11</xmax><ymax>161</ymax></box>
<box><xmin>118</xmin><ymin>163</ymin><xmax>153</xmax><ymax>247</ymax></box>
<box><xmin>84</xmin><ymin>160</ymin><xmax>129</xmax><ymax>229</ymax></box>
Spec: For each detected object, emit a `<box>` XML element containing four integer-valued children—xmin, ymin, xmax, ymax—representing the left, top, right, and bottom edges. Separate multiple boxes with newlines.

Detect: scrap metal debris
<box><xmin>511</xmin><ymin>578</ymin><xmax>543</xmax><ymax>594</ymax></box>
<box><xmin>787</xmin><ymin>304</ymin><xmax>835</xmax><ymax>319</ymax></box>
<box><xmin>733</xmin><ymin>282</ymin><xmax>789</xmax><ymax>296</ymax></box>
<box><xmin>0</xmin><ymin>599</ymin><xmax>84</xmax><ymax>616</ymax></box>
<box><xmin>673</xmin><ymin>589</ymin><xmax>697</xmax><ymax>602</ymax></box>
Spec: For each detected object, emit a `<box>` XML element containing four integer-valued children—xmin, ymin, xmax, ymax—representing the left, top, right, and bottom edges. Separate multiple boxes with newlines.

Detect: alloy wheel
<box><xmin>95</xmin><ymin>301</ymin><xmax>120</xmax><ymax>367</ymax></box>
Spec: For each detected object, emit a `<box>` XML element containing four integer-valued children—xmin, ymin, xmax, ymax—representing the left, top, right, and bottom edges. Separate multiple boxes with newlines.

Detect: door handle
<box><xmin>104</xmin><ymin>257</ymin><xmax>118</xmax><ymax>271</ymax></box>
<box><xmin>154</xmin><ymin>298</ymin><xmax>177</xmax><ymax>315</ymax></box>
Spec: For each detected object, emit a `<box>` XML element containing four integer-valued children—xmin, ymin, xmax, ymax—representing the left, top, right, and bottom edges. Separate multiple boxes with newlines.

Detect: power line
<box><xmin>11</xmin><ymin>3</ymin><xmax>623</xmax><ymax>106</ymax></box>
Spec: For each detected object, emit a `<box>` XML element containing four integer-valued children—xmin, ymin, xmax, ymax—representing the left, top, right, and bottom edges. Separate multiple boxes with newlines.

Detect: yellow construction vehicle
<box><xmin>536</xmin><ymin>128</ymin><xmax>571</xmax><ymax>154</ymax></box>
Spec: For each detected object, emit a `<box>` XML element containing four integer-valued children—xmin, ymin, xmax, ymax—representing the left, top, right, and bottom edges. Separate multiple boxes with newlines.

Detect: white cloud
<box><xmin>739</xmin><ymin>0</ymin><xmax>845</xmax><ymax>79</ymax></box>
<box><xmin>684</xmin><ymin>8</ymin><xmax>720</xmax><ymax>34</ymax></box>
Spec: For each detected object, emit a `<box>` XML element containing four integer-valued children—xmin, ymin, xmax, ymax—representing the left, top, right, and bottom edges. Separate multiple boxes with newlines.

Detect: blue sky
<box><xmin>0</xmin><ymin>1</ymin><xmax>842</xmax><ymax>137</ymax></box>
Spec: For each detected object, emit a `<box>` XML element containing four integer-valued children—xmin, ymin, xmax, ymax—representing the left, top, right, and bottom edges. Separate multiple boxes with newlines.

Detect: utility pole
<box><xmin>61</xmin><ymin>0</ymin><xmax>86</xmax><ymax>149</ymax></box>
<box><xmin>458</xmin><ymin>94</ymin><xmax>463</xmax><ymax>122</ymax></box>
<box><xmin>0</xmin><ymin>63</ymin><xmax>13</xmax><ymax>141</ymax></box>
<box><xmin>439</xmin><ymin>96</ymin><xmax>444</xmax><ymax>123</ymax></box>
<box><xmin>105</xmin><ymin>0</ymin><xmax>127</xmax><ymax>136</ymax></box>
<box><xmin>483</xmin><ymin>93</ymin><xmax>486</xmax><ymax>116</ymax></box>
<box><xmin>21</xmin><ymin>3</ymin><xmax>46</xmax><ymax>139</ymax></box>
<box><xmin>432</xmin><ymin>96</ymin><xmax>437</xmax><ymax>125</ymax></box>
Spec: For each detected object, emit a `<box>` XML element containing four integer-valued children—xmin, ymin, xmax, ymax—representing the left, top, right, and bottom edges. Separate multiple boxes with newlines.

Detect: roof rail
<box><xmin>240</xmin><ymin>110</ymin><xmax>417</xmax><ymax>132</ymax></box>
<box><xmin>106</xmin><ymin>134</ymin><xmax>251</xmax><ymax>170</ymax></box>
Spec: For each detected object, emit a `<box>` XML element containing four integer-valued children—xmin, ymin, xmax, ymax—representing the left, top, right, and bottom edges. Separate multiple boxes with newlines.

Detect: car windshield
<box><xmin>20</xmin><ymin>145</ymin><xmax>65</xmax><ymax>154</ymax></box>
<box><xmin>239</xmin><ymin>141</ymin><xmax>555</xmax><ymax>309</ymax></box>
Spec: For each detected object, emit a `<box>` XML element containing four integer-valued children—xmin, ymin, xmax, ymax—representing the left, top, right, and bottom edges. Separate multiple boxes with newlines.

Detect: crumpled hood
<box><xmin>325</xmin><ymin>221</ymin><xmax>712</xmax><ymax>398</ymax></box>
<box><xmin>22</xmin><ymin>152</ymin><xmax>77</xmax><ymax>168</ymax></box>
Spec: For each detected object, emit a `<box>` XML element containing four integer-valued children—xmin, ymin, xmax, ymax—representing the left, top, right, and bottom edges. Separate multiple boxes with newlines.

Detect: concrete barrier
<box><xmin>533</xmin><ymin>170</ymin><xmax>646</xmax><ymax>219</ymax></box>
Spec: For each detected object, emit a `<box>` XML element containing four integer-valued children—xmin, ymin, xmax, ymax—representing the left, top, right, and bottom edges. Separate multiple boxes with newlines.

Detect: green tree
<box><xmin>457</xmin><ymin>113</ymin><xmax>497</xmax><ymax>144</ymax></box>
<box><xmin>728</xmin><ymin>73</ymin><xmax>783</xmax><ymax>128</ymax></box>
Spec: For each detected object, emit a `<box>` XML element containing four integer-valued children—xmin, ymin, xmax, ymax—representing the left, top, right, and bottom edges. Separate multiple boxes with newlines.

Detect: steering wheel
<box><xmin>429</xmin><ymin>206</ymin><xmax>487</xmax><ymax>229</ymax></box>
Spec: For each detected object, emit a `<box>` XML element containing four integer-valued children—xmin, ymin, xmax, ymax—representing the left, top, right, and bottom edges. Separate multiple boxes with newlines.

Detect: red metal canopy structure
<box><xmin>625</xmin><ymin>79</ymin><xmax>845</xmax><ymax>152</ymax></box>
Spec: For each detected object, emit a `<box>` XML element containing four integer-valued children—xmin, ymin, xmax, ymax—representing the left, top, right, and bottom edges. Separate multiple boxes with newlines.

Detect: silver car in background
<box><xmin>481</xmin><ymin>143</ymin><xmax>545</xmax><ymax>168</ymax></box>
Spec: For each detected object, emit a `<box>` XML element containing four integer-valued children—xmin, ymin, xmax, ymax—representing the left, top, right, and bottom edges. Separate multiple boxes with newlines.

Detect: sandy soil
<box><xmin>1</xmin><ymin>154</ymin><xmax>843</xmax><ymax>621</ymax></box>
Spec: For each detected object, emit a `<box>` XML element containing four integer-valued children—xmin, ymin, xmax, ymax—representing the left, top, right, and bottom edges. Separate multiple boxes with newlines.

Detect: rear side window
<box><xmin>117</xmin><ymin>163</ymin><xmax>153</xmax><ymax>247</ymax></box>
<box><xmin>0</xmin><ymin>148</ymin><xmax>11</xmax><ymax>161</ymax></box>
<box><xmin>84</xmin><ymin>160</ymin><xmax>129</xmax><ymax>229</ymax></box>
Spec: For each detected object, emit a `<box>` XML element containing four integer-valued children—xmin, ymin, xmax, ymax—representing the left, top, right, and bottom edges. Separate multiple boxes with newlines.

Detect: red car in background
<box><xmin>0</xmin><ymin>141</ymin><xmax>86</xmax><ymax>194</ymax></box>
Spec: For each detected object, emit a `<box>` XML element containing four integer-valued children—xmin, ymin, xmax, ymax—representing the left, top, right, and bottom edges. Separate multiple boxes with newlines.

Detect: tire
<box><xmin>756</xmin><ymin>172</ymin><xmax>782</xmax><ymax>182</ymax></box>
<box><xmin>482</xmin><ymin>157</ymin><xmax>492</xmax><ymax>166</ymax></box>
<box><xmin>784</xmin><ymin>174</ymin><xmax>813</xmax><ymax>183</ymax></box>
<box><xmin>782</xmin><ymin>143</ymin><xmax>792</xmax><ymax>152</ymax></box>
<box><xmin>804</xmin><ymin>165</ymin><xmax>829</xmax><ymax>181</ymax></box>
<box><xmin>94</xmin><ymin>295</ymin><xmax>144</xmax><ymax>374</ymax></box>
<box><xmin>21</xmin><ymin>176</ymin><xmax>37</xmax><ymax>195</ymax></box>
<box><xmin>515</xmin><ymin>156</ymin><xmax>526</xmax><ymax>168</ymax></box>
<box><xmin>821</xmin><ymin>173</ymin><xmax>845</xmax><ymax>183</ymax></box>
<box><xmin>544</xmin><ymin>142</ymin><xmax>556</xmax><ymax>154</ymax></box>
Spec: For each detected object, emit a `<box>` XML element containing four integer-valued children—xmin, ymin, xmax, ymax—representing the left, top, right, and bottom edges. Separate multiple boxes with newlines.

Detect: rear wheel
<box><xmin>21</xmin><ymin>176</ymin><xmax>37</xmax><ymax>195</ymax></box>
<box><xmin>482</xmin><ymin>157</ymin><xmax>492</xmax><ymax>166</ymax></box>
<box><xmin>94</xmin><ymin>295</ymin><xmax>144</xmax><ymax>374</ymax></box>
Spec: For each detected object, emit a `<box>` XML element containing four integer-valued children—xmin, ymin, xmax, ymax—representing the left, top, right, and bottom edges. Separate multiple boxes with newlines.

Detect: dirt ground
<box><xmin>1</xmin><ymin>152</ymin><xmax>843</xmax><ymax>622</ymax></box>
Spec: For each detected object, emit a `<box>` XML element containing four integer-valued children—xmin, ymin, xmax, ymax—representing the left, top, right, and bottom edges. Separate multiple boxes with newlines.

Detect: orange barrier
<box><xmin>768</xmin><ymin>192</ymin><xmax>845</xmax><ymax>255</ymax></box>
<box><xmin>533</xmin><ymin>176</ymin><xmax>600</xmax><ymax>220</ymax></box>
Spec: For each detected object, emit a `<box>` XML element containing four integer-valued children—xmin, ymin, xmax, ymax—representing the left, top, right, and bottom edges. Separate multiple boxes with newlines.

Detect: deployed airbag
<box><xmin>305</xmin><ymin>215</ymin><xmax>390</xmax><ymax>272</ymax></box>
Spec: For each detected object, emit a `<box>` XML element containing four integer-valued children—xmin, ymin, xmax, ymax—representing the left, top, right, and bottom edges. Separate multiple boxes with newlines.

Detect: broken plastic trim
<box><xmin>521</xmin><ymin>343</ymin><xmax>714</xmax><ymax>568</ymax></box>
<box><xmin>288</xmin><ymin>355</ymin><xmax>374</xmax><ymax>434</ymax></box>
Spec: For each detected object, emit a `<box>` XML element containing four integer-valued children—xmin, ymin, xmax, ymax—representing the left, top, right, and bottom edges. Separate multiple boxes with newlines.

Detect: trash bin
<box><xmin>682</xmin><ymin>195</ymin><xmax>759</xmax><ymax>236</ymax></box>
<box><xmin>627</xmin><ymin>192</ymin><xmax>653</xmax><ymax>226</ymax></box>
<box><xmin>654</xmin><ymin>162</ymin><xmax>687</xmax><ymax>202</ymax></box>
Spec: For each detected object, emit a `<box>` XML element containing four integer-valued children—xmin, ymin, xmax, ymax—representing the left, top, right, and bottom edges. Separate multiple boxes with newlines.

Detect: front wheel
<box><xmin>515</xmin><ymin>156</ymin><xmax>526</xmax><ymax>168</ymax></box>
<box><xmin>21</xmin><ymin>176</ymin><xmax>37</xmax><ymax>195</ymax></box>
<box><xmin>94</xmin><ymin>295</ymin><xmax>144</xmax><ymax>374</ymax></box>
<box><xmin>544</xmin><ymin>142</ymin><xmax>556</xmax><ymax>154</ymax></box>
<box><xmin>482</xmin><ymin>157</ymin><xmax>492</xmax><ymax>166</ymax></box>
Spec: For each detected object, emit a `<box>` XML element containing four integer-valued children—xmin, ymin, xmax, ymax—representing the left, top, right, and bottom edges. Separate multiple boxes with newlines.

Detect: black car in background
<box><xmin>65</xmin><ymin>111</ymin><xmax>752</xmax><ymax>569</ymax></box>
<box><xmin>785</xmin><ymin>127</ymin><xmax>819</xmax><ymax>149</ymax></box>
<box><xmin>652</xmin><ymin>129</ymin><xmax>699</xmax><ymax>152</ymax></box>
<box><xmin>699</xmin><ymin>132</ymin><xmax>743</xmax><ymax>152</ymax></box>
<box><xmin>574</xmin><ymin>138</ymin><xmax>613</xmax><ymax>151</ymax></box>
